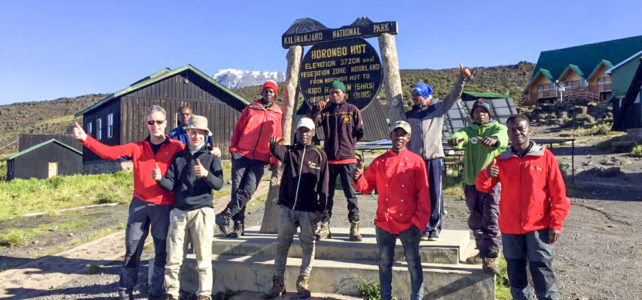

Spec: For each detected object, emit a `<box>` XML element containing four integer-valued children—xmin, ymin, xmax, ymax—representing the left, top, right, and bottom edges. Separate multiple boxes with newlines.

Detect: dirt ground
<box><xmin>2</xmin><ymin>126</ymin><xmax>642</xmax><ymax>299</ymax></box>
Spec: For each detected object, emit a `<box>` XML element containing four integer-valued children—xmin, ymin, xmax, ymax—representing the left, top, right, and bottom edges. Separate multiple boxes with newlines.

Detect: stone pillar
<box><xmin>378</xmin><ymin>33</ymin><xmax>405</xmax><ymax>124</ymax></box>
<box><xmin>260</xmin><ymin>45</ymin><xmax>302</xmax><ymax>233</ymax></box>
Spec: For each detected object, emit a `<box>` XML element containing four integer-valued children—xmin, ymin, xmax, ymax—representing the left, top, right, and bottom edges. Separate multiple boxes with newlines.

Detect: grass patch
<box><xmin>213</xmin><ymin>187</ymin><xmax>231</xmax><ymax>200</ymax></box>
<box><xmin>356</xmin><ymin>277</ymin><xmax>387</xmax><ymax>300</ymax></box>
<box><xmin>631</xmin><ymin>145</ymin><xmax>642</xmax><ymax>157</ymax></box>
<box><xmin>0</xmin><ymin>171</ymin><xmax>133</xmax><ymax>221</ymax></box>
<box><xmin>39</xmin><ymin>223</ymin><xmax>126</xmax><ymax>257</ymax></box>
<box><xmin>35</xmin><ymin>115</ymin><xmax>74</xmax><ymax>127</ymax></box>
<box><xmin>0</xmin><ymin>161</ymin><xmax>6</xmax><ymax>182</ymax></box>
<box><xmin>87</xmin><ymin>263</ymin><xmax>105</xmax><ymax>274</ymax></box>
<box><xmin>0</xmin><ymin>215</ymin><xmax>97</xmax><ymax>248</ymax></box>
<box><xmin>495</xmin><ymin>256</ymin><xmax>511</xmax><ymax>300</ymax></box>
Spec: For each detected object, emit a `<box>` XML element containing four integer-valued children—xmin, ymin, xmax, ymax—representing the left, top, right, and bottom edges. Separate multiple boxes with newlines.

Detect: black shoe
<box><xmin>227</xmin><ymin>221</ymin><xmax>244</xmax><ymax>238</ymax></box>
<box><xmin>215</xmin><ymin>213</ymin><xmax>231</xmax><ymax>236</ymax></box>
<box><xmin>428</xmin><ymin>231</ymin><xmax>440</xmax><ymax>241</ymax></box>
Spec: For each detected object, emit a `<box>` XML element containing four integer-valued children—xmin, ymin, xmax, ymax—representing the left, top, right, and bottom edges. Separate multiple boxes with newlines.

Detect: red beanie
<box><xmin>262</xmin><ymin>80</ymin><xmax>278</xmax><ymax>98</ymax></box>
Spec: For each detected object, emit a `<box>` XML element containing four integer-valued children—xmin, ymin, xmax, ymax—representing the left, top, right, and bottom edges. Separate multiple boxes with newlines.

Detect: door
<box><xmin>48</xmin><ymin>162</ymin><xmax>58</xmax><ymax>178</ymax></box>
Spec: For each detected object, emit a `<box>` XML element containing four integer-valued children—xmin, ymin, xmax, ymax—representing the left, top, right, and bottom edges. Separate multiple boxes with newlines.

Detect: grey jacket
<box><xmin>405</xmin><ymin>74</ymin><xmax>467</xmax><ymax>160</ymax></box>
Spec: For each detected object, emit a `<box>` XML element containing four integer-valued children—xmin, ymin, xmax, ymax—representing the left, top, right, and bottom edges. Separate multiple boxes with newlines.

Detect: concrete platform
<box><xmin>160</xmin><ymin>254</ymin><xmax>494</xmax><ymax>300</ymax></box>
<box><xmin>213</xmin><ymin>226</ymin><xmax>472</xmax><ymax>264</ymax></box>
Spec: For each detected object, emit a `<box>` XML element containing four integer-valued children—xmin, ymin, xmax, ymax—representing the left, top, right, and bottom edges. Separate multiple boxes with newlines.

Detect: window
<box><xmin>87</xmin><ymin>121</ymin><xmax>93</xmax><ymax>137</ymax></box>
<box><xmin>107</xmin><ymin>113</ymin><xmax>114</xmax><ymax>138</ymax></box>
<box><xmin>96</xmin><ymin>118</ymin><xmax>103</xmax><ymax>140</ymax></box>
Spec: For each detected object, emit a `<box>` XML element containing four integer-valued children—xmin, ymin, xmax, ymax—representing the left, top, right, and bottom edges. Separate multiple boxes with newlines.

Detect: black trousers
<box><xmin>222</xmin><ymin>153</ymin><xmax>265</xmax><ymax>223</ymax></box>
<box><xmin>322</xmin><ymin>163</ymin><xmax>359</xmax><ymax>223</ymax></box>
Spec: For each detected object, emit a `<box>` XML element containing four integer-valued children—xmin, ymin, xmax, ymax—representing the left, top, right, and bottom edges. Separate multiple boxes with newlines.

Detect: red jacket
<box><xmin>229</xmin><ymin>100</ymin><xmax>283</xmax><ymax>165</ymax></box>
<box><xmin>82</xmin><ymin>135</ymin><xmax>184</xmax><ymax>205</ymax></box>
<box><xmin>476</xmin><ymin>142</ymin><xmax>570</xmax><ymax>234</ymax></box>
<box><xmin>354</xmin><ymin>148</ymin><xmax>431</xmax><ymax>234</ymax></box>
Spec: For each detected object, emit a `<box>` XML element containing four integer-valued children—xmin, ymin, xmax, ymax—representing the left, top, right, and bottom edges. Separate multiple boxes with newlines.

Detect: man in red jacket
<box><xmin>477</xmin><ymin>115</ymin><xmax>570</xmax><ymax>300</ymax></box>
<box><xmin>217</xmin><ymin>80</ymin><xmax>283</xmax><ymax>237</ymax></box>
<box><xmin>72</xmin><ymin>105</ymin><xmax>184</xmax><ymax>300</ymax></box>
<box><xmin>353</xmin><ymin>120</ymin><xmax>431</xmax><ymax>300</ymax></box>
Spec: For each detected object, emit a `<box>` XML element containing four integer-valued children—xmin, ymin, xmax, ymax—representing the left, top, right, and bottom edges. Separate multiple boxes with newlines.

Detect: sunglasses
<box><xmin>146</xmin><ymin>120</ymin><xmax>165</xmax><ymax>125</ymax></box>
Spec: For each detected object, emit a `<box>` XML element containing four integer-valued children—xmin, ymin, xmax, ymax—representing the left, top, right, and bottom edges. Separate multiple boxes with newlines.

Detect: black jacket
<box><xmin>271</xmin><ymin>143</ymin><xmax>329</xmax><ymax>212</ymax></box>
<box><xmin>157</xmin><ymin>146</ymin><xmax>224</xmax><ymax>210</ymax></box>
<box><xmin>310</xmin><ymin>102</ymin><xmax>364</xmax><ymax>162</ymax></box>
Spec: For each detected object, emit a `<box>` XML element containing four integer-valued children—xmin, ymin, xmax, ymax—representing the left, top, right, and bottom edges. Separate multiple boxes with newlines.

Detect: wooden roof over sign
<box><xmin>282</xmin><ymin>17</ymin><xmax>397</xmax><ymax>48</ymax></box>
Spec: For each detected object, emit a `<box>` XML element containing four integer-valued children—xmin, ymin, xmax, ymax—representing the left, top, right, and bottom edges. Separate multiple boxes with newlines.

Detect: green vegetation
<box><xmin>0</xmin><ymin>172</ymin><xmax>134</xmax><ymax>221</ymax></box>
<box><xmin>357</xmin><ymin>277</ymin><xmax>386</xmax><ymax>300</ymax></box>
<box><xmin>496</xmin><ymin>256</ymin><xmax>511</xmax><ymax>300</ymax></box>
<box><xmin>0</xmin><ymin>215</ymin><xmax>96</xmax><ymax>247</ymax></box>
<box><xmin>631</xmin><ymin>145</ymin><xmax>642</xmax><ymax>157</ymax></box>
<box><xmin>34</xmin><ymin>115</ymin><xmax>75</xmax><ymax>127</ymax></box>
<box><xmin>40</xmin><ymin>222</ymin><xmax>126</xmax><ymax>257</ymax></box>
<box><xmin>443</xmin><ymin>167</ymin><xmax>464</xmax><ymax>198</ymax></box>
<box><xmin>87</xmin><ymin>263</ymin><xmax>105</xmax><ymax>274</ymax></box>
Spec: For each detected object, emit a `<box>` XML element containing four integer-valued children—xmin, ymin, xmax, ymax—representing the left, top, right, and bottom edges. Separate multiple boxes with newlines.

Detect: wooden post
<box><xmin>260</xmin><ymin>45</ymin><xmax>303</xmax><ymax>233</ymax></box>
<box><xmin>378</xmin><ymin>33</ymin><xmax>405</xmax><ymax>123</ymax></box>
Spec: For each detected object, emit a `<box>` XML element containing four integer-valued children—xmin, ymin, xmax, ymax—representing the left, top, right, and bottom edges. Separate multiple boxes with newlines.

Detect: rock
<box><xmin>600</xmin><ymin>159</ymin><xmax>614</xmax><ymax>166</ymax></box>
<box><xmin>68</xmin><ymin>233</ymin><xmax>74</xmax><ymax>237</ymax></box>
<box><xmin>621</xmin><ymin>158</ymin><xmax>632</xmax><ymax>165</ymax></box>
<box><xmin>590</xmin><ymin>166</ymin><xmax>624</xmax><ymax>177</ymax></box>
<box><xmin>49</xmin><ymin>225</ymin><xmax>58</xmax><ymax>232</ymax></box>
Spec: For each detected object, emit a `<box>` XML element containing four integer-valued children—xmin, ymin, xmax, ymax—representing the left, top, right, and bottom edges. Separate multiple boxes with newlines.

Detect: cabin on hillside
<box><xmin>75</xmin><ymin>64</ymin><xmax>249</xmax><ymax>174</ymax></box>
<box><xmin>608</xmin><ymin>53</ymin><xmax>642</xmax><ymax>134</ymax></box>
<box><xmin>524</xmin><ymin>35</ymin><xmax>642</xmax><ymax>105</ymax></box>
<box><xmin>1</xmin><ymin>139</ymin><xmax>83</xmax><ymax>180</ymax></box>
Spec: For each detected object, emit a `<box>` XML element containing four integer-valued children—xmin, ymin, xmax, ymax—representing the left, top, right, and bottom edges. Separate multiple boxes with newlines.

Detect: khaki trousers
<box><xmin>164</xmin><ymin>207</ymin><xmax>214</xmax><ymax>298</ymax></box>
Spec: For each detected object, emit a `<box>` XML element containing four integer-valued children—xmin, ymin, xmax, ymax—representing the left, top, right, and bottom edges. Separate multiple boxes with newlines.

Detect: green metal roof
<box><xmin>75</xmin><ymin>64</ymin><xmax>250</xmax><ymax>117</ymax></box>
<box><xmin>528</xmin><ymin>35</ymin><xmax>642</xmax><ymax>88</ymax></box>
<box><xmin>462</xmin><ymin>91</ymin><xmax>510</xmax><ymax>99</ymax></box>
<box><xmin>587</xmin><ymin>60</ymin><xmax>613</xmax><ymax>80</ymax></box>
<box><xmin>524</xmin><ymin>69</ymin><xmax>554</xmax><ymax>92</ymax></box>
<box><xmin>557</xmin><ymin>64</ymin><xmax>584</xmax><ymax>80</ymax></box>
<box><xmin>1</xmin><ymin>139</ymin><xmax>83</xmax><ymax>161</ymax></box>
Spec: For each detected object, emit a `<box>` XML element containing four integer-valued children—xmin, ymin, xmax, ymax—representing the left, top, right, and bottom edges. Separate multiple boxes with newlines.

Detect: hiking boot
<box><xmin>349</xmin><ymin>221</ymin><xmax>363</xmax><ymax>241</ymax></box>
<box><xmin>296</xmin><ymin>275</ymin><xmax>311</xmax><ymax>299</ymax></box>
<box><xmin>314</xmin><ymin>221</ymin><xmax>331</xmax><ymax>240</ymax></box>
<box><xmin>164</xmin><ymin>295</ymin><xmax>177</xmax><ymax>300</ymax></box>
<box><xmin>215</xmin><ymin>213</ymin><xmax>231</xmax><ymax>236</ymax></box>
<box><xmin>465</xmin><ymin>253</ymin><xmax>483</xmax><ymax>264</ymax></box>
<box><xmin>227</xmin><ymin>220</ymin><xmax>244</xmax><ymax>238</ymax></box>
<box><xmin>428</xmin><ymin>231</ymin><xmax>439</xmax><ymax>241</ymax></box>
<box><xmin>264</xmin><ymin>275</ymin><xmax>286</xmax><ymax>298</ymax></box>
<box><xmin>197</xmin><ymin>295</ymin><xmax>211</xmax><ymax>300</ymax></box>
<box><xmin>482</xmin><ymin>257</ymin><xmax>501</xmax><ymax>275</ymax></box>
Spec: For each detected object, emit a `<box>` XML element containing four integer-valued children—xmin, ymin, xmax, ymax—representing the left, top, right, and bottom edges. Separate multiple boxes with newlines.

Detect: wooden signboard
<box><xmin>299</xmin><ymin>38</ymin><xmax>382</xmax><ymax>109</ymax></box>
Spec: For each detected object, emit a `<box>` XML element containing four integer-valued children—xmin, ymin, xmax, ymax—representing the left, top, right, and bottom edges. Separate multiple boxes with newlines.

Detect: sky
<box><xmin>1</xmin><ymin>0</ymin><xmax>641</xmax><ymax>105</ymax></box>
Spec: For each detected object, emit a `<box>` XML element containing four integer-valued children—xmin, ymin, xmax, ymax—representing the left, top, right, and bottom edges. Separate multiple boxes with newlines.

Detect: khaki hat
<box><xmin>185</xmin><ymin>115</ymin><xmax>212</xmax><ymax>136</ymax></box>
<box><xmin>297</xmin><ymin>117</ymin><xmax>315</xmax><ymax>130</ymax></box>
<box><xmin>390</xmin><ymin>120</ymin><xmax>411</xmax><ymax>134</ymax></box>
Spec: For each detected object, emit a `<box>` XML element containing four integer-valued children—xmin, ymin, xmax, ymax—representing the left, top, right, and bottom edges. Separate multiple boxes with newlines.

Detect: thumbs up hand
<box><xmin>72</xmin><ymin>121</ymin><xmax>88</xmax><ymax>142</ymax></box>
<box><xmin>152</xmin><ymin>162</ymin><xmax>162</xmax><ymax>181</ymax></box>
<box><xmin>488</xmin><ymin>158</ymin><xmax>499</xmax><ymax>178</ymax></box>
<box><xmin>194</xmin><ymin>158</ymin><xmax>208</xmax><ymax>178</ymax></box>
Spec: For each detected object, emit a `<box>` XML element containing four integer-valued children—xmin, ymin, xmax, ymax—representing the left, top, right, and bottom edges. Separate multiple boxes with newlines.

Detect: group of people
<box><xmin>72</xmin><ymin>62</ymin><xmax>570</xmax><ymax>300</ymax></box>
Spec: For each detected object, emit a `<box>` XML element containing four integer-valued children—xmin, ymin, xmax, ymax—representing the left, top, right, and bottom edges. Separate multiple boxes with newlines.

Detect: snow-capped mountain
<box><xmin>213</xmin><ymin>69</ymin><xmax>285</xmax><ymax>89</ymax></box>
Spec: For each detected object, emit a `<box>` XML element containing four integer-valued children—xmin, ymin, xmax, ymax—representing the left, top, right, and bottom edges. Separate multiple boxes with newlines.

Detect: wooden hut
<box><xmin>1</xmin><ymin>139</ymin><xmax>83</xmax><ymax>180</ymax></box>
<box><xmin>75</xmin><ymin>64</ymin><xmax>249</xmax><ymax>173</ymax></box>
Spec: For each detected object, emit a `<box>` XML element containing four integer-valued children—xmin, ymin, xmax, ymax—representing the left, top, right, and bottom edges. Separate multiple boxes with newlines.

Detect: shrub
<box><xmin>631</xmin><ymin>145</ymin><xmax>642</xmax><ymax>157</ymax></box>
<box><xmin>356</xmin><ymin>278</ymin><xmax>384</xmax><ymax>300</ymax></box>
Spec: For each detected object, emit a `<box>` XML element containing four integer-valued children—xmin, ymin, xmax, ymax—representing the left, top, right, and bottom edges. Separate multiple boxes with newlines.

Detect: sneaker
<box><xmin>197</xmin><ymin>296</ymin><xmax>212</xmax><ymax>300</ymax></box>
<box><xmin>215</xmin><ymin>213</ymin><xmax>231</xmax><ymax>236</ymax></box>
<box><xmin>296</xmin><ymin>275</ymin><xmax>311</xmax><ymax>298</ymax></box>
<box><xmin>428</xmin><ymin>231</ymin><xmax>439</xmax><ymax>241</ymax></box>
<box><xmin>482</xmin><ymin>257</ymin><xmax>501</xmax><ymax>275</ymax></box>
<box><xmin>420</xmin><ymin>231</ymin><xmax>431</xmax><ymax>241</ymax></box>
<box><xmin>465</xmin><ymin>254</ymin><xmax>483</xmax><ymax>264</ymax></box>
<box><xmin>314</xmin><ymin>221</ymin><xmax>331</xmax><ymax>240</ymax></box>
<box><xmin>349</xmin><ymin>221</ymin><xmax>363</xmax><ymax>241</ymax></box>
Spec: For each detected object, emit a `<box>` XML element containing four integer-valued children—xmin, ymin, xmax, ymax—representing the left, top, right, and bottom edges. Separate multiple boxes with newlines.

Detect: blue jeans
<box><xmin>425</xmin><ymin>158</ymin><xmax>443</xmax><ymax>234</ymax></box>
<box><xmin>376</xmin><ymin>226</ymin><xmax>424</xmax><ymax>300</ymax></box>
<box><xmin>503</xmin><ymin>229</ymin><xmax>559</xmax><ymax>300</ymax></box>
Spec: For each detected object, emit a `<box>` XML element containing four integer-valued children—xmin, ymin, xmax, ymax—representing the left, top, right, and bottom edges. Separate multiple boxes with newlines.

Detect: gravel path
<box><xmin>2</xmin><ymin>171</ymin><xmax>642</xmax><ymax>299</ymax></box>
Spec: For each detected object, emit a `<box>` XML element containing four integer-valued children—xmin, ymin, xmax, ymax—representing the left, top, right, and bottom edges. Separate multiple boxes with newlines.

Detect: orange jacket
<box><xmin>229</xmin><ymin>100</ymin><xmax>283</xmax><ymax>165</ymax></box>
<box><xmin>354</xmin><ymin>148</ymin><xmax>431</xmax><ymax>234</ymax></box>
<box><xmin>476</xmin><ymin>142</ymin><xmax>570</xmax><ymax>234</ymax></box>
<box><xmin>82</xmin><ymin>135</ymin><xmax>184</xmax><ymax>205</ymax></box>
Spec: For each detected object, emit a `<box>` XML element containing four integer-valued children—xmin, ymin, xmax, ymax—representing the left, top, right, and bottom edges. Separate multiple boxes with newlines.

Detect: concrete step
<box><xmin>157</xmin><ymin>254</ymin><xmax>494</xmax><ymax>300</ymax></box>
<box><xmin>213</xmin><ymin>226</ymin><xmax>472</xmax><ymax>265</ymax></box>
